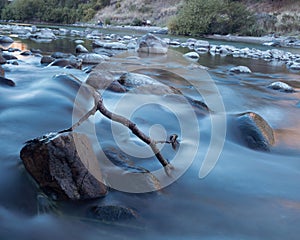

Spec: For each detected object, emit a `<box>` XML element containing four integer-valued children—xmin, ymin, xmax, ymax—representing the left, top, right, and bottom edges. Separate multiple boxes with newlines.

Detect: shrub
<box><xmin>168</xmin><ymin>0</ymin><xmax>259</xmax><ymax>36</ymax></box>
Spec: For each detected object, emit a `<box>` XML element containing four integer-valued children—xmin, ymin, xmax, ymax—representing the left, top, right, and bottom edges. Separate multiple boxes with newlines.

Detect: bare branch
<box><xmin>61</xmin><ymin>88</ymin><xmax>175</xmax><ymax>176</ymax></box>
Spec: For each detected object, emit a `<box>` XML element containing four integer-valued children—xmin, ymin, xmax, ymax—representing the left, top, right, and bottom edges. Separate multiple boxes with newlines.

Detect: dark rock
<box><xmin>20</xmin><ymin>132</ymin><xmax>107</xmax><ymax>200</ymax></box>
<box><xmin>30</xmin><ymin>48</ymin><xmax>42</xmax><ymax>54</ymax></box>
<box><xmin>102</xmin><ymin>147</ymin><xmax>161</xmax><ymax>192</ymax></box>
<box><xmin>236</xmin><ymin>112</ymin><xmax>275</xmax><ymax>151</ymax></box>
<box><xmin>41</xmin><ymin>56</ymin><xmax>55</xmax><ymax>64</ymax></box>
<box><xmin>20</xmin><ymin>50</ymin><xmax>32</xmax><ymax>56</ymax></box>
<box><xmin>107</xmin><ymin>80</ymin><xmax>127</xmax><ymax>93</ymax></box>
<box><xmin>0</xmin><ymin>76</ymin><xmax>15</xmax><ymax>87</ymax></box>
<box><xmin>48</xmin><ymin>58</ymin><xmax>82</xmax><ymax>69</ymax></box>
<box><xmin>136</xmin><ymin>33</ymin><xmax>168</xmax><ymax>54</ymax></box>
<box><xmin>2</xmin><ymin>54</ymin><xmax>18</xmax><ymax>61</ymax></box>
<box><xmin>0</xmin><ymin>54</ymin><xmax>6</xmax><ymax>64</ymax></box>
<box><xmin>89</xmin><ymin>205</ymin><xmax>137</xmax><ymax>222</ymax></box>
<box><xmin>0</xmin><ymin>65</ymin><xmax>4</xmax><ymax>77</ymax></box>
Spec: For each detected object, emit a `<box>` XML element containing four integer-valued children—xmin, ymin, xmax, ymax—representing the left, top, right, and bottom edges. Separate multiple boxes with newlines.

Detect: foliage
<box><xmin>0</xmin><ymin>0</ymin><xmax>111</xmax><ymax>24</ymax></box>
<box><xmin>168</xmin><ymin>0</ymin><xmax>260</xmax><ymax>36</ymax></box>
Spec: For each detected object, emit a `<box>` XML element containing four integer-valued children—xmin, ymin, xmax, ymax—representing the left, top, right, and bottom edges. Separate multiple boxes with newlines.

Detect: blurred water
<box><xmin>0</xmin><ymin>35</ymin><xmax>300</xmax><ymax>240</ymax></box>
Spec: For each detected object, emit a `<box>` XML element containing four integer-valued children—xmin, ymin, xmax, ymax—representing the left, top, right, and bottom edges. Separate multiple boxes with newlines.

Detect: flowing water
<box><xmin>0</xmin><ymin>32</ymin><xmax>300</xmax><ymax>240</ymax></box>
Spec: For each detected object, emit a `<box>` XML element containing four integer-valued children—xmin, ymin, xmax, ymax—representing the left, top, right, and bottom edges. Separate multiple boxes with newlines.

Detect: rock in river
<box><xmin>20</xmin><ymin>132</ymin><xmax>107</xmax><ymax>200</ymax></box>
<box><xmin>0</xmin><ymin>35</ymin><xmax>14</xmax><ymax>43</ymax></box>
<box><xmin>236</xmin><ymin>112</ymin><xmax>275</xmax><ymax>151</ymax></box>
<box><xmin>136</xmin><ymin>33</ymin><xmax>168</xmax><ymax>54</ymax></box>
<box><xmin>267</xmin><ymin>81</ymin><xmax>295</xmax><ymax>93</ymax></box>
<box><xmin>89</xmin><ymin>205</ymin><xmax>138</xmax><ymax>222</ymax></box>
<box><xmin>229</xmin><ymin>66</ymin><xmax>252</xmax><ymax>74</ymax></box>
<box><xmin>0</xmin><ymin>76</ymin><xmax>15</xmax><ymax>87</ymax></box>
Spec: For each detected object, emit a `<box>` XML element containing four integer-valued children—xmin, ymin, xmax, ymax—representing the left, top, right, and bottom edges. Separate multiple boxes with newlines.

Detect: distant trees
<box><xmin>168</xmin><ymin>0</ymin><xmax>263</xmax><ymax>36</ymax></box>
<box><xmin>0</xmin><ymin>0</ymin><xmax>111</xmax><ymax>23</ymax></box>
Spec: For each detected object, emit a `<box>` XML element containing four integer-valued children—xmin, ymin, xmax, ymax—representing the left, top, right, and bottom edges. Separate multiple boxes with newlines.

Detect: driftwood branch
<box><xmin>60</xmin><ymin>88</ymin><xmax>176</xmax><ymax>176</ymax></box>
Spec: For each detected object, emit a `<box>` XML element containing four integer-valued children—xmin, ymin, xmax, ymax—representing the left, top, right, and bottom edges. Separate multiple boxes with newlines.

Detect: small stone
<box><xmin>268</xmin><ymin>81</ymin><xmax>295</xmax><ymax>93</ymax></box>
<box><xmin>183</xmin><ymin>52</ymin><xmax>200</xmax><ymax>59</ymax></box>
<box><xmin>0</xmin><ymin>76</ymin><xmax>15</xmax><ymax>87</ymax></box>
<box><xmin>229</xmin><ymin>66</ymin><xmax>252</xmax><ymax>73</ymax></box>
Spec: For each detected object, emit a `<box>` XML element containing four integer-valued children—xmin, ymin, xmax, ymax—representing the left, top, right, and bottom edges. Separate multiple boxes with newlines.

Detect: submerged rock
<box><xmin>118</xmin><ymin>72</ymin><xmax>180</xmax><ymax>95</ymax></box>
<box><xmin>20</xmin><ymin>132</ymin><xmax>107</xmax><ymax>200</ymax></box>
<box><xmin>48</xmin><ymin>58</ymin><xmax>82</xmax><ymax>69</ymax></box>
<box><xmin>229</xmin><ymin>66</ymin><xmax>252</xmax><ymax>73</ymax></box>
<box><xmin>136</xmin><ymin>33</ymin><xmax>168</xmax><ymax>54</ymax></box>
<box><xmin>0</xmin><ymin>65</ymin><xmax>4</xmax><ymax>77</ymax></box>
<box><xmin>0</xmin><ymin>76</ymin><xmax>15</xmax><ymax>87</ymax></box>
<box><xmin>236</xmin><ymin>112</ymin><xmax>275</xmax><ymax>151</ymax></box>
<box><xmin>89</xmin><ymin>205</ymin><xmax>137</xmax><ymax>222</ymax></box>
<box><xmin>41</xmin><ymin>56</ymin><xmax>55</xmax><ymax>64</ymax></box>
<box><xmin>0</xmin><ymin>35</ymin><xmax>14</xmax><ymax>43</ymax></box>
<box><xmin>268</xmin><ymin>81</ymin><xmax>295</xmax><ymax>93</ymax></box>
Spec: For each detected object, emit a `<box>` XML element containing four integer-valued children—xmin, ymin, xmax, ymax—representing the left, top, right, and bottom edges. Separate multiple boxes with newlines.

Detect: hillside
<box><xmin>95</xmin><ymin>0</ymin><xmax>300</xmax><ymax>34</ymax></box>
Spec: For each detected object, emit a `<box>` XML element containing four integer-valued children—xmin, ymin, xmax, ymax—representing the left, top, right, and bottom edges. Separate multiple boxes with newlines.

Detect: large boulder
<box><xmin>136</xmin><ymin>33</ymin><xmax>168</xmax><ymax>54</ymax></box>
<box><xmin>20</xmin><ymin>132</ymin><xmax>107</xmax><ymax>200</ymax></box>
<box><xmin>236</xmin><ymin>112</ymin><xmax>275</xmax><ymax>151</ymax></box>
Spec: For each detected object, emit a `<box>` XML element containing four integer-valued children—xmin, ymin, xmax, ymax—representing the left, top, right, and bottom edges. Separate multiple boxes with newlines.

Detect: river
<box><xmin>0</xmin><ymin>28</ymin><xmax>300</xmax><ymax>240</ymax></box>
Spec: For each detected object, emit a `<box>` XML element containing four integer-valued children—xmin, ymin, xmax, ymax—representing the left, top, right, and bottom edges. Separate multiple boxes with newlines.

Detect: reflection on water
<box><xmin>0</xmin><ymin>35</ymin><xmax>300</xmax><ymax>240</ymax></box>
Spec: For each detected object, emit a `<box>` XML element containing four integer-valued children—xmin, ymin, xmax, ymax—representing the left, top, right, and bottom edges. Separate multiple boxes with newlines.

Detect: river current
<box><xmin>0</xmin><ymin>30</ymin><xmax>300</xmax><ymax>240</ymax></box>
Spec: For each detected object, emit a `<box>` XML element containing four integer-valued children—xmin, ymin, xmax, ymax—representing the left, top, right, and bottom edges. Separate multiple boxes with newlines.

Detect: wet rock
<box><xmin>183</xmin><ymin>52</ymin><xmax>200</xmax><ymax>60</ymax></box>
<box><xmin>75</xmin><ymin>44</ymin><xmax>89</xmax><ymax>54</ymax></box>
<box><xmin>0</xmin><ymin>65</ymin><xmax>4</xmax><ymax>77</ymax></box>
<box><xmin>107</xmin><ymin>80</ymin><xmax>127</xmax><ymax>93</ymax></box>
<box><xmin>20</xmin><ymin>132</ymin><xmax>107</xmax><ymax>200</ymax></box>
<box><xmin>0</xmin><ymin>35</ymin><xmax>14</xmax><ymax>43</ymax></box>
<box><xmin>0</xmin><ymin>76</ymin><xmax>15</xmax><ymax>87</ymax></box>
<box><xmin>30</xmin><ymin>48</ymin><xmax>42</xmax><ymax>54</ymax></box>
<box><xmin>31</xmin><ymin>29</ymin><xmax>56</xmax><ymax>39</ymax></box>
<box><xmin>20</xmin><ymin>50</ymin><xmax>32</xmax><ymax>56</ymax></box>
<box><xmin>229</xmin><ymin>66</ymin><xmax>252</xmax><ymax>74</ymax></box>
<box><xmin>41</xmin><ymin>56</ymin><xmax>55</xmax><ymax>64</ymax></box>
<box><xmin>268</xmin><ymin>81</ymin><xmax>295</xmax><ymax>93</ymax></box>
<box><xmin>288</xmin><ymin>62</ymin><xmax>300</xmax><ymax>71</ymax></box>
<box><xmin>2</xmin><ymin>54</ymin><xmax>18</xmax><ymax>61</ymax></box>
<box><xmin>78</xmin><ymin>53</ymin><xmax>108</xmax><ymax>64</ymax></box>
<box><xmin>236</xmin><ymin>112</ymin><xmax>275</xmax><ymax>151</ymax></box>
<box><xmin>0</xmin><ymin>54</ymin><xmax>6</xmax><ymax>64</ymax></box>
<box><xmin>51</xmin><ymin>52</ymin><xmax>74</xmax><ymax>59</ymax></box>
<box><xmin>118</xmin><ymin>72</ymin><xmax>180</xmax><ymax>94</ymax></box>
<box><xmin>136</xmin><ymin>33</ymin><xmax>168</xmax><ymax>54</ymax></box>
<box><xmin>93</xmin><ymin>40</ymin><xmax>128</xmax><ymax>50</ymax></box>
<box><xmin>89</xmin><ymin>205</ymin><xmax>137</xmax><ymax>222</ymax></box>
<box><xmin>48</xmin><ymin>58</ymin><xmax>82</xmax><ymax>69</ymax></box>
<box><xmin>85</xmin><ymin>69</ymin><xmax>111</xmax><ymax>88</ymax></box>
<box><xmin>102</xmin><ymin>147</ymin><xmax>161</xmax><ymax>192</ymax></box>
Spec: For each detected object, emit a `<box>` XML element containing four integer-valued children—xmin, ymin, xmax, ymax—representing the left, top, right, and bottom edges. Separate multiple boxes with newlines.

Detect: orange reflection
<box><xmin>9</xmin><ymin>42</ymin><xmax>28</xmax><ymax>51</ymax></box>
